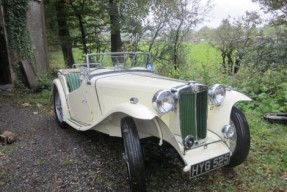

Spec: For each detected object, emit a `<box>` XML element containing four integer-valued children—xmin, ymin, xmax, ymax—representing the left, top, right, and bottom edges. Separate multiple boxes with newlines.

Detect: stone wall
<box><xmin>26</xmin><ymin>0</ymin><xmax>48</xmax><ymax>74</ymax></box>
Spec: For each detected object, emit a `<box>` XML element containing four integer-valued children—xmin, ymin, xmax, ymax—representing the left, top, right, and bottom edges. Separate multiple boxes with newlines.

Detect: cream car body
<box><xmin>52</xmin><ymin>52</ymin><xmax>251</xmax><ymax>190</ymax></box>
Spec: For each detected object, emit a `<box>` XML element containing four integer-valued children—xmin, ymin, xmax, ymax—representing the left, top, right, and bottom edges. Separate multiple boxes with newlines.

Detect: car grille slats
<box><xmin>179</xmin><ymin>86</ymin><xmax>208</xmax><ymax>141</ymax></box>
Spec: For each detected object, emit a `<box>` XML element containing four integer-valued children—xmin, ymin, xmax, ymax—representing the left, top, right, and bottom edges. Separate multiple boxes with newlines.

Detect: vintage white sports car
<box><xmin>52</xmin><ymin>52</ymin><xmax>251</xmax><ymax>191</ymax></box>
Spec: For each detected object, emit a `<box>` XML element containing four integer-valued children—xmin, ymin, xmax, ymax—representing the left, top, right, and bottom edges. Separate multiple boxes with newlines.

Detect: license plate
<box><xmin>190</xmin><ymin>153</ymin><xmax>230</xmax><ymax>178</ymax></box>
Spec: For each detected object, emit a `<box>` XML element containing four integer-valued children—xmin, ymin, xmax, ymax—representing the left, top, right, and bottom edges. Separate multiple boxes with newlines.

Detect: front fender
<box><xmin>105</xmin><ymin>103</ymin><xmax>157</xmax><ymax>120</ymax></box>
<box><xmin>207</xmin><ymin>90</ymin><xmax>251</xmax><ymax>134</ymax></box>
<box><xmin>52</xmin><ymin>79</ymin><xmax>69</xmax><ymax>122</ymax></box>
<box><xmin>224</xmin><ymin>89</ymin><xmax>251</xmax><ymax>106</ymax></box>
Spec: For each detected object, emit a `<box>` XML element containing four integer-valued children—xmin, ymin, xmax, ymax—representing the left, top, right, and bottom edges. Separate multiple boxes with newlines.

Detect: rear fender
<box><xmin>52</xmin><ymin>79</ymin><xmax>70</xmax><ymax>122</ymax></box>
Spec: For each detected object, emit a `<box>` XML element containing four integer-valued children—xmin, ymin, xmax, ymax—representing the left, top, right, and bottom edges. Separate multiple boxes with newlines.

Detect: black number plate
<box><xmin>190</xmin><ymin>153</ymin><xmax>230</xmax><ymax>178</ymax></box>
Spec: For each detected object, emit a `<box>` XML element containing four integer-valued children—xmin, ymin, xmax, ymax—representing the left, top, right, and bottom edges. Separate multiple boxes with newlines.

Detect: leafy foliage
<box><xmin>2</xmin><ymin>0</ymin><xmax>35</xmax><ymax>86</ymax></box>
<box><xmin>2</xmin><ymin>0</ymin><xmax>32</xmax><ymax>60</ymax></box>
<box><xmin>253</xmin><ymin>0</ymin><xmax>287</xmax><ymax>24</ymax></box>
<box><xmin>235</xmin><ymin>64</ymin><xmax>287</xmax><ymax>113</ymax></box>
<box><xmin>210</xmin><ymin>12</ymin><xmax>261</xmax><ymax>74</ymax></box>
<box><xmin>44</xmin><ymin>0</ymin><xmax>211</xmax><ymax>70</ymax></box>
<box><xmin>244</xmin><ymin>26</ymin><xmax>287</xmax><ymax>70</ymax></box>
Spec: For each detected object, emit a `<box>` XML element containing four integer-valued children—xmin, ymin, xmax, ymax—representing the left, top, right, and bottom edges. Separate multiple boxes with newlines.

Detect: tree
<box><xmin>195</xmin><ymin>27</ymin><xmax>215</xmax><ymax>41</ymax></box>
<box><xmin>45</xmin><ymin>0</ymin><xmax>212</xmax><ymax>72</ymax></box>
<box><xmin>109</xmin><ymin>0</ymin><xmax>122</xmax><ymax>52</ymax></box>
<box><xmin>69</xmin><ymin>0</ymin><xmax>88</xmax><ymax>54</ymax></box>
<box><xmin>45</xmin><ymin>0</ymin><xmax>110</xmax><ymax>60</ymax></box>
<box><xmin>252</xmin><ymin>0</ymin><xmax>287</xmax><ymax>24</ymax></box>
<box><xmin>55</xmin><ymin>0</ymin><xmax>75</xmax><ymax>67</ymax></box>
<box><xmin>234</xmin><ymin>11</ymin><xmax>262</xmax><ymax>73</ymax></box>
<box><xmin>251</xmin><ymin>0</ymin><xmax>287</xmax><ymax>69</ymax></box>
<box><xmin>142</xmin><ymin>0</ymin><xmax>211</xmax><ymax>73</ymax></box>
<box><xmin>210</xmin><ymin>12</ymin><xmax>261</xmax><ymax>74</ymax></box>
<box><xmin>243</xmin><ymin>25</ymin><xmax>287</xmax><ymax>69</ymax></box>
<box><xmin>118</xmin><ymin>0</ymin><xmax>150</xmax><ymax>52</ymax></box>
<box><xmin>211</xmin><ymin>18</ymin><xmax>240</xmax><ymax>73</ymax></box>
<box><xmin>68</xmin><ymin>0</ymin><xmax>109</xmax><ymax>54</ymax></box>
<box><xmin>144</xmin><ymin>0</ymin><xmax>172</xmax><ymax>53</ymax></box>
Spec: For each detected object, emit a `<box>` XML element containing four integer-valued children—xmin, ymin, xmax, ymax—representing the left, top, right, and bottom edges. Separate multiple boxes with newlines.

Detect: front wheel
<box><xmin>227</xmin><ymin>107</ymin><xmax>250</xmax><ymax>167</ymax></box>
<box><xmin>121</xmin><ymin>117</ymin><xmax>146</xmax><ymax>192</ymax></box>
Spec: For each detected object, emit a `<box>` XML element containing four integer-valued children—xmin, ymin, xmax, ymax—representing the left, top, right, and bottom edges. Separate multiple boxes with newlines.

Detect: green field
<box><xmin>48</xmin><ymin>48</ymin><xmax>85</xmax><ymax>69</ymax></box>
<box><xmin>47</xmin><ymin>43</ymin><xmax>221</xmax><ymax>69</ymax></box>
<box><xmin>47</xmin><ymin>43</ymin><xmax>225</xmax><ymax>85</ymax></box>
<box><xmin>187</xmin><ymin>42</ymin><xmax>221</xmax><ymax>67</ymax></box>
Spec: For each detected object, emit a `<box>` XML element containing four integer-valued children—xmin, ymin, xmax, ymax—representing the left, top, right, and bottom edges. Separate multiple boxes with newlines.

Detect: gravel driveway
<box><xmin>0</xmin><ymin>93</ymin><xmax>196</xmax><ymax>192</ymax></box>
<box><xmin>0</xmin><ymin>94</ymin><xmax>134</xmax><ymax>191</ymax></box>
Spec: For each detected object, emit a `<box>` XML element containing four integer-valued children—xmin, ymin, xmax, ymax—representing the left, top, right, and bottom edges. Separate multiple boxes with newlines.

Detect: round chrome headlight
<box><xmin>208</xmin><ymin>84</ymin><xmax>226</xmax><ymax>106</ymax></box>
<box><xmin>152</xmin><ymin>90</ymin><xmax>175</xmax><ymax>114</ymax></box>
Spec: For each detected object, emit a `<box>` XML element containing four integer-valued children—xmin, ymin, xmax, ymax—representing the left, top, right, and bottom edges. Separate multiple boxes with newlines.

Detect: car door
<box><xmin>67</xmin><ymin>85</ymin><xmax>93</xmax><ymax>123</ymax></box>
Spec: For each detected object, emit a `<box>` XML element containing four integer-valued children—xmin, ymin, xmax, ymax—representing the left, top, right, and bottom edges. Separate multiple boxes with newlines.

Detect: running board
<box><xmin>67</xmin><ymin>118</ymin><xmax>92</xmax><ymax>130</ymax></box>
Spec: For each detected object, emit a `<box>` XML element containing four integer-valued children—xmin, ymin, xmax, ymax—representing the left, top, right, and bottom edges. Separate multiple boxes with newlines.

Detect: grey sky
<box><xmin>202</xmin><ymin>0</ymin><xmax>265</xmax><ymax>28</ymax></box>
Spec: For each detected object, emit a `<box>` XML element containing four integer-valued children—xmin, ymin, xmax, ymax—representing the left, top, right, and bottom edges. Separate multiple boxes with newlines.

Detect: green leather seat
<box><xmin>65</xmin><ymin>73</ymin><xmax>81</xmax><ymax>92</ymax></box>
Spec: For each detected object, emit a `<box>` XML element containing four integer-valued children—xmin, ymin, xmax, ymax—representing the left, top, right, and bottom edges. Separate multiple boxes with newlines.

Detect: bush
<box><xmin>234</xmin><ymin>64</ymin><xmax>287</xmax><ymax>113</ymax></box>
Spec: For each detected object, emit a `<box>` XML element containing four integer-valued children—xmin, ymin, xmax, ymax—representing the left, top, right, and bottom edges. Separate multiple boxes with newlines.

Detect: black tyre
<box><xmin>53</xmin><ymin>86</ymin><xmax>68</xmax><ymax>129</ymax></box>
<box><xmin>121</xmin><ymin>117</ymin><xmax>146</xmax><ymax>192</ymax></box>
<box><xmin>227</xmin><ymin>106</ymin><xmax>250</xmax><ymax>167</ymax></box>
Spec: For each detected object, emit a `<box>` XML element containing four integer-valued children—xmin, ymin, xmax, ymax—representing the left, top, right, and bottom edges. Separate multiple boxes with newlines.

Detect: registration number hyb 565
<box><xmin>190</xmin><ymin>153</ymin><xmax>230</xmax><ymax>178</ymax></box>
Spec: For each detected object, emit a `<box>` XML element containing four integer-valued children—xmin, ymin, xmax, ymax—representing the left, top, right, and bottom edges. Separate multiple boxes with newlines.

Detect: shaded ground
<box><xmin>0</xmin><ymin>93</ymin><xmax>185</xmax><ymax>192</ymax></box>
<box><xmin>0</xmin><ymin>94</ymin><xmax>130</xmax><ymax>191</ymax></box>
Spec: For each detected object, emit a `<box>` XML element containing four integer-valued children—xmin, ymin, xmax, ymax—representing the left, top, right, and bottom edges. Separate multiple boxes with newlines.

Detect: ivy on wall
<box><xmin>2</xmin><ymin>0</ymin><xmax>34</xmax><ymax>86</ymax></box>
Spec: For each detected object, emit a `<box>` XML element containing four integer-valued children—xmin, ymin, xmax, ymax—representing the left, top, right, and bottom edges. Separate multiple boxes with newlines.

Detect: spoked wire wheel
<box><xmin>229</xmin><ymin>120</ymin><xmax>237</xmax><ymax>155</ymax></box>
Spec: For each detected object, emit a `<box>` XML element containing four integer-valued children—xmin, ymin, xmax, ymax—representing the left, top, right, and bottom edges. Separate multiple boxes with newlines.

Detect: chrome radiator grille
<box><xmin>179</xmin><ymin>85</ymin><xmax>208</xmax><ymax>141</ymax></box>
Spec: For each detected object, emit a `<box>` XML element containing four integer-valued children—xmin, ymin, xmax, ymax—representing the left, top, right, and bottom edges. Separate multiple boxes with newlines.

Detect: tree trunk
<box><xmin>77</xmin><ymin>14</ymin><xmax>88</xmax><ymax>54</ymax></box>
<box><xmin>109</xmin><ymin>0</ymin><xmax>122</xmax><ymax>53</ymax></box>
<box><xmin>227</xmin><ymin>51</ymin><xmax>233</xmax><ymax>74</ymax></box>
<box><xmin>55</xmin><ymin>0</ymin><xmax>74</xmax><ymax>67</ymax></box>
<box><xmin>69</xmin><ymin>1</ymin><xmax>88</xmax><ymax>55</ymax></box>
<box><xmin>148</xmin><ymin>22</ymin><xmax>164</xmax><ymax>52</ymax></box>
<box><xmin>173</xmin><ymin>27</ymin><xmax>182</xmax><ymax>70</ymax></box>
<box><xmin>234</xmin><ymin>58</ymin><xmax>240</xmax><ymax>74</ymax></box>
<box><xmin>221</xmin><ymin>52</ymin><xmax>226</xmax><ymax>70</ymax></box>
<box><xmin>173</xmin><ymin>1</ymin><xmax>184</xmax><ymax>70</ymax></box>
<box><xmin>234</xmin><ymin>52</ymin><xmax>243</xmax><ymax>74</ymax></box>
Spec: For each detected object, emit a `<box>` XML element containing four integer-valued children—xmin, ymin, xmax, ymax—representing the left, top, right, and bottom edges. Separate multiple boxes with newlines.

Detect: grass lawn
<box><xmin>48</xmin><ymin>43</ymin><xmax>221</xmax><ymax>69</ymax></box>
<box><xmin>48</xmin><ymin>48</ymin><xmax>85</xmax><ymax>69</ymax></box>
<box><xmin>187</xmin><ymin>42</ymin><xmax>221</xmax><ymax>67</ymax></box>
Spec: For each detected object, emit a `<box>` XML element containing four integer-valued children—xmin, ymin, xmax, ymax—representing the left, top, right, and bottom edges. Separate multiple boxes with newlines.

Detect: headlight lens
<box><xmin>208</xmin><ymin>84</ymin><xmax>226</xmax><ymax>106</ymax></box>
<box><xmin>153</xmin><ymin>90</ymin><xmax>175</xmax><ymax>114</ymax></box>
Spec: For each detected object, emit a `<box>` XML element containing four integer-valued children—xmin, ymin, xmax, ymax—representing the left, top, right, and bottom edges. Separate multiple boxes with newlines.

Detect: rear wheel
<box><xmin>227</xmin><ymin>107</ymin><xmax>250</xmax><ymax>167</ymax></box>
<box><xmin>121</xmin><ymin>117</ymin><xmax>146</xmax><ymax>192</ymax></box>
<box><xmin>53</xmin><ymin>86</ymin><xmax>68</xmax><ymax>128</ymax></box>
